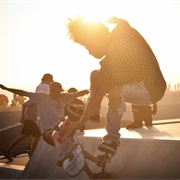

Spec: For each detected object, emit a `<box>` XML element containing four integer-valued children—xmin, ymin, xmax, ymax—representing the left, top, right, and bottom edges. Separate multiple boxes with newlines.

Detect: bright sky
<box><xmin>1</xmin><ymin>0</ymin><xmax>180</xmax><ymax>101</ymax></box>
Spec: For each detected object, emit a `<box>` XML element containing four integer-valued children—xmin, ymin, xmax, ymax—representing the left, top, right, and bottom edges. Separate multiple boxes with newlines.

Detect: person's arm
<box><xmin>70</xmin><ymin>95</ymin><xmax>103</xmax><ymax>130</ymax></box>
<box><xmin>0</xmin><ymin>84</ymin><xmax>29</xmax><ymax>97</ymax></box>
<box><xmin>20</xmin><ymin>102</ymin><xmax>27</xmax><ymax>124</ymax></box>
<box><xmin>72</xmin><ymin>89</ymin><xmax>89</xmax><ymax>98</ymax></box>
<box><xmin>152</xmin><ymin>103</ymin><xmax>157</xmax><ymax>115</ymax></box>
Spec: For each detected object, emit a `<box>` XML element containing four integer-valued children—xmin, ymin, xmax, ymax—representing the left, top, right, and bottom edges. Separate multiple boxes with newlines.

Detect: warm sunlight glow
<box><xmin>70</xmin><ymin>1</ymin><xmax>112</xmax><ymax>23</ymax></box>
<box><xmin>1</xmin><ymin>0</ymin><xmax>180</xmax><ymax>102</ymax></box>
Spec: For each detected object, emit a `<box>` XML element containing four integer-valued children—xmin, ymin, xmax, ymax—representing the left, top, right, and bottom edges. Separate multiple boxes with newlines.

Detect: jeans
<box><xmin>103</xmin><ymin>81</ymin><xmax>152</xmax><ymax>146</ymax></box>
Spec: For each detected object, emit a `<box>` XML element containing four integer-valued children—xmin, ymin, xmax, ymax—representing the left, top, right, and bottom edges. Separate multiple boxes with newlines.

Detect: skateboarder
<box><xmin>2</xmin><ymin>73</ymin><xmax>54</xmax><ymax>161</ymax></box>
<box><xmin>67</xmin><ymin>16</ymin><xmax>166</xmax><ymax>154</ymax></box>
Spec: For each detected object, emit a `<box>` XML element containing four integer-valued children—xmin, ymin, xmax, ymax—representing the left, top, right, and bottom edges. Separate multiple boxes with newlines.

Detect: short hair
<box><xmin>68</xmin><ymin>87</ymin><xmax>78</xmax><ymax>93</ymax></box>
<box><xmin>41</xmin><ymin>73</ymin><xmax>53</xmax><ymax>82</ymax></box>
<box><xmin>67</xmin><ymin>16</ymin><xmax>109</xmax><ymax>46</ymax></box>
<box><xmin>49</xmin><ymin>82</ymin><xmax>64</xmax><ymax>92</ymax></box>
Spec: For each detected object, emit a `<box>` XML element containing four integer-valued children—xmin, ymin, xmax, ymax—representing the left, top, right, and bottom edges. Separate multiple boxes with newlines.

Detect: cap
<box><xmin>50</xmin><ymin>82</ymin><xmax>64</xmax><ymax>92</ymax></box>
<box><xmin>41</xmin><ymin>73</ymin><xmax>53</xmax><ymax>82</ymax></box>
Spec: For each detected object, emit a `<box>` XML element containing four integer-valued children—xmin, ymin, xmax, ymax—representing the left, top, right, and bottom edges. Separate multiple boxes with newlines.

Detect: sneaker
<box><xmin>89</xmin><ymin>114</ymin><xmax>100</xmax><ymax>123</ymax></box>
<box><xmin>96</xmin><ymin>154</ymin><xmax>106</xmax><ymax>167</ymax></box>
<box><xmin>98</xmin><ymin>139</ymin><xmax>117</xmax><ymax>154</ymax></box>
<box><xmin>126</xmin><ymin>122</ymin><xmax>142</xmax><ymax>129</ymax></box>
<box><xmin>3</xmin><ymin>151</ymin><xmax>13</xmax><ymax>161</ymax></box>
<box><xmin>66</xmin><ymin>105</ymin><xmax>84</xmax><ymax>122</ymax></box>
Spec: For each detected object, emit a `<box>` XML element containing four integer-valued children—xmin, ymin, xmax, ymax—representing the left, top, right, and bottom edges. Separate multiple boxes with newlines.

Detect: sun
<box><xmin>69</xmin><ymin>0</ymin><xmax>131</xmax><ymax>33</ymax></box>
<box><xmin>72</xmin><ymin>0</ymin><xmax>114</xmax><ymax>23</ymax></box>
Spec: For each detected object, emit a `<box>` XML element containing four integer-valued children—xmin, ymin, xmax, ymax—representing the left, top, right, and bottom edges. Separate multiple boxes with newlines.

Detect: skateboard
<box><xmin>51</xmin><ymin>118</ymin><xmax>85</xmax><ymax>177</ymax></box>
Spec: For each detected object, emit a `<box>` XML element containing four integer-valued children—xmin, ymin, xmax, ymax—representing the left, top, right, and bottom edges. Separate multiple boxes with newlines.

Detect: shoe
<box><xmin>98</xmin><ymin>139</ymin><xmax>117</xmax><ymax>154</ymax></box>
<box><xmin>96</xmin><ymin>154</ymin><xmax>106</xmax><ymax>167</ymax></box>
<box><xmin>89</xmin><ymin>114</ymin><xmax>100</xmax><ymax>123</ymax></box>
<box><xmin>66</xmin><ymin>105</ymin><xmax>84</xmax><ymax>122</ymax></box>
<box><xmin>126</xmin><ymin>122</ymin><xmax>142</xmax><ymax>129</ymax></box>
<box><xmin>3</xmin><ymin>151</ymin><xmax>13</xmax><ymax>161</ymax></box>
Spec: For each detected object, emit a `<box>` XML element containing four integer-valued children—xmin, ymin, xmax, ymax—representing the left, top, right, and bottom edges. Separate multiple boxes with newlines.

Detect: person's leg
<box><xmin>89</xmin><ymin>89</ymin><xmax>101</xmax><ymax>123</ymax></box>
<box><xmin>99</xmin><ymin>86</ymin><xmax>126</xmax><ymax>153</ymax></box>
<box><xmin>143</xmin><ymin>106</ymin><xmax>153</xmax><ymax>126</ymax></box>
<box><xmin>99</xmin><ymin>82</ymin><xmax>152</xmax><ymax>153</ymax></box>
<box><xmin>3</xmin><ymin>134</ymin><xmax>26</xmax><ymax>160</ymax></box>
<box><xmin>4</xmin><ymin>121</ymin><xmax>29</xmax><ymax>156</ymax></box>
<box><xmin>30</xmin><ymin>137</ymin><xmax>40</xmax><ymax>156</ymax></box>
<box><xmin>121</xmin><ymin>81</ymin><xmax>152</xmax><ymax>105</ymax></box>
<box><xmin>29</xmin><ymin>121</ymin><xmax>41</xmax><ymax>155</ymax></box>
<box><xmin>3</xmin><ymin>120</ymin><xmax>32</xmax><ymax>160</ymax></box>
<box><xmin>89</xmin><ymin>70</ymin><xmax>101</xmax><ymax>123</ymax></box>
<box><xmin>5</xmin><ymin>135</ymin><xmax>26</xmax><ymax>153</ymax></box>
<box><xmin>5</xmin><ymin>134</ymin><xmax>26</xmax><ymax>153</ymax></box>
<box><xmin>126</xmin><ymin>105</ymin><xmax>143</xmax><ymax>129</ymax></box>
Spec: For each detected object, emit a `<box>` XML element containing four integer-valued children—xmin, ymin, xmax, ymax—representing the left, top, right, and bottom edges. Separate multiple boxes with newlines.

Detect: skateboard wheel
<box><xmin>56</xmin><ymin>160</ymin><xmax>63</xmax><ymax>167</ymax></box>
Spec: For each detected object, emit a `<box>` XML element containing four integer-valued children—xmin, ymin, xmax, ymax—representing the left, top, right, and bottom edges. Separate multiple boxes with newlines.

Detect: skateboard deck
<box><xmin>51</xmin><ymin>119</ymin><xmax>85</xmax><ymax>177</ymax></box>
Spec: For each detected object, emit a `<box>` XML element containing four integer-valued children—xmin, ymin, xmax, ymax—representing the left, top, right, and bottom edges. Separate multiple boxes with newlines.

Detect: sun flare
<box><xmin>72</xmin><ymin>1</ymin><xmax>115</xmax><ymax>23</ymax></box>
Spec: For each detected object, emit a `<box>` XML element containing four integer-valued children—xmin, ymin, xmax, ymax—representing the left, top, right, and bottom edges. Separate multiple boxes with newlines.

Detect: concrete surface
<box><xmin>19</xmin><ymin>121</ymin><xmax>180</xmax><ymax>179</ymax></box>
<box><xmin>0</xmin><ymin>155</ymin><xmax>29</xmax><ymax>179</ymax></box>
<box><xmin>1</xmin><ymin>91</ymin><xmax>180</xmax><ymax>179</ymax></box>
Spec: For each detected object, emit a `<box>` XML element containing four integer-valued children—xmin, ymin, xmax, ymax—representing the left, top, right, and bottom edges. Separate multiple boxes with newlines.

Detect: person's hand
<box><xmin>69</xmin><ymin>122</ymin><xmax>79</xmax><ymax>136</ymax></box>
<box><xmin>82</xmin><ymin>89</ymin><xmax>89</xmax><ymax>95</ymax></box>
<box><xmin>107</xmin><ymin>17</ymin><xmax>122</xmax><ymax>24</ymax></box>
<box><xmin>152</xmin><ymin>103</ymin><xmax>157</xmax><ymax>115</ymax></box>
<box><xmin>58</xmin><ymin>115</ymin><xmax>65</xmax><ymax>122</ymax></box>
<box><xmin>0</xmin><ymin>84</ymin><xmax>6</xmax><ymax>90</ymax></box>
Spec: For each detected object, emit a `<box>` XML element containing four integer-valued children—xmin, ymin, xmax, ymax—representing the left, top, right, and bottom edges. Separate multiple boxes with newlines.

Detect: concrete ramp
<box><xmin>21</xmin><ymin>137</ymin><xmax>76</xmax><ymax>179</ymax></box>
<box><xmin>21</xmin><ymin>122</ymin><xmax>180</xmax><ymax>179</ymax></box>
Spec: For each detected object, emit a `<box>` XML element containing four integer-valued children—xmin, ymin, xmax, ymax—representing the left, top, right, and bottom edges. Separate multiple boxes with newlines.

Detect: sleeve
<box><xmin>28</xmin><ymin>92</ymin><xmax>42</xmax><ymax>104</ymax></box>
<box><xmin>64</xmin><ymin>93</ymin><xmax>74</xmax><ymax>105</ymax></box>
<box><xmin>94</xmin><ymin>57</ymin><xmax>116</xmax><ymax>96</ymax></box>
<box><xmin>23</xmin><ymin>99</ymin><xmax>36</xmax><ymax>108</ymax></box>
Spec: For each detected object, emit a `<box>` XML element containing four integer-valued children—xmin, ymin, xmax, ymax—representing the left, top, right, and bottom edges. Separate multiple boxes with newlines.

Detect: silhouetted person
<box><xmin>67</xmin><ymin>17</ymin><xmax>166</xmax><ymax>154</ymax></box>
<box><xmin>3</xmin><ymin>100</ymin><xmax>41</xmax><ymax>161</ymax></box>
<box><xmin>2</xmin><ymin>73</ymin><xmax>54</xmax><ymax>161</ymax></box>
<box><xmin>36</xmin><ymin>73</ymin><xmax>54</xmax><ymax>92</ymax></box>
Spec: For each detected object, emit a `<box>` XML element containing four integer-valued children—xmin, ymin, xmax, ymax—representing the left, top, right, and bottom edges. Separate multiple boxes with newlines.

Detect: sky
<box><xmin>0</xmin><ymin>0</ymin><xmax>180</xmax><ymax>101</ymax></box>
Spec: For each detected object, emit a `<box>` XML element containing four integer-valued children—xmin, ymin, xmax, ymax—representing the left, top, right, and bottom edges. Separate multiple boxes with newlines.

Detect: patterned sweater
<box><xmin>94</xmin><ymin>19</ymin><xmax>166</xmax><ymax>103</ymax></box>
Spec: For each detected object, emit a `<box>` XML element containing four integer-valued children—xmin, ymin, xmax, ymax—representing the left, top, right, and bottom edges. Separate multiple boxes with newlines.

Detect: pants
<box><xmin>103</xmin><ymin>81</ymin><xmax>152</xmax><ymax>145</ymax></box>
<box><xmin>132</xmin><ymin>104</ymin><xmax>153</xmax><ymax>126</ymax></box>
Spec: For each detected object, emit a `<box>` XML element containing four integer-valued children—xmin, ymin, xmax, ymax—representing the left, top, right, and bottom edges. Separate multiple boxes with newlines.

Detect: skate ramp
<box><xmin>21</xmin><ymin>121</ymin><xmax>180</xmax><ymax>179</ymax></box>
<box><xmin>0</xmin><ymin>123</ymin><xmax>32</xmax><ymax>157</ymax></box>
